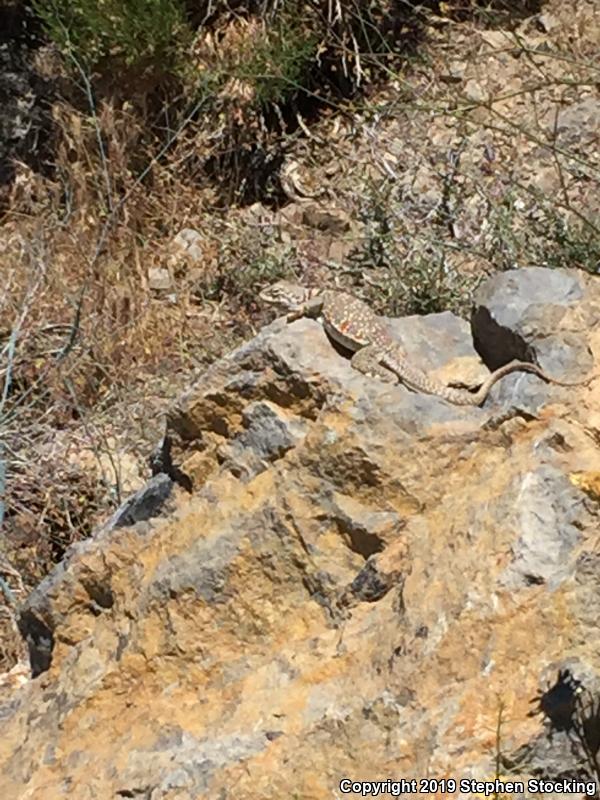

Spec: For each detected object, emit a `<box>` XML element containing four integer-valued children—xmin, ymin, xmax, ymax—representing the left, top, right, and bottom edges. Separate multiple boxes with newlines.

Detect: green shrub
<box><xmin>488</xmin><ymin>193</ymin><xmax>600</xmax><ymax>275</ymax></box>
<box><xmin>32</xmin><ymin>0</ymin><xmax>191</xmax><ymax>76</ymax></box>
<box><xmin>235</xmin><ymin>16</ymin><xmax>319</xmax><ymax>107</ymax></box>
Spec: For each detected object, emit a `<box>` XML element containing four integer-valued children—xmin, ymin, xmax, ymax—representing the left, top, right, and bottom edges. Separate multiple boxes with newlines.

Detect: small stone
<box><xmin>172</xmin><ymin>228</ymin><xmax>203</xmax><ymax>263</ymax></box>
<box><xmin>463</xmin><ymin>79</ymin><xmax>486</xmax><ymax>104</ymax></box>
<box><xmin>441</xmin><ymin>60</ymin><xmax>467</xmax><ymax>84</ymax></box>
<box><xmin>148</xmin><ymin>267</ymin><xmax>172</xmax><ymax>291</ymax></box>
<box><xmin>536</xmin><ymin>13</ymin><xmax>558</xmax><ymax>32</ymax></box>
<box><xmin>173</xmin><ymin>228</ymin><xmax>202</xmax><ymax>248</ymax></box>
<box><xmin>301</xmin><ymin>203</ymin><xmax>351</xmax><ymax>234</ymax></box>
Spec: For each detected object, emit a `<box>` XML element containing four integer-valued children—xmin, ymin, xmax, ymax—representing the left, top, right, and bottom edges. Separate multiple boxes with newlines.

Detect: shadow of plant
<box><xmin>530</xmin><ymin>669</ymin><xmax>600</xmax><ymax>785</ymax></box>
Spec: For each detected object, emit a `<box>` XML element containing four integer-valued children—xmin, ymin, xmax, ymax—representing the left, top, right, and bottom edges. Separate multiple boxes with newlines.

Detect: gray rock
<box><xmin>551</xmin><ymin>98</ymin><xmax>600</xmax><ymax>146</ymax></box>
<box><xmin>500</xmin><ymin>466</ymin><xmax>586</xmax><ymax>590</ymax></box>
<box><xmin>108</xmin><ymin>473</ymin><xmax>174</xmax><ymax>529</ymax></box>
<box><xmin>3</xmin><ymin>268</ymin><xmax>599</xmax><ymax>798</ymax></box>
<box><xmin>328</xmin><ymin>492</ymin><xmax>402</xmax><ymax>558</ymax></box>
<box><xmin>472</xmin><ymin>267</ymin><xmax>593</xmax><ymax>378</ymax></box>
<box><xmin>390</xmin><ymin>310</ymin><xmax>477</xmax><ymax>369</ymax></box>
<box><xmin>150</xmin><ymin>524</ymin><xmax>244</xmax><ymax>604</ymax></box>
<box><xmin>118</xmin><ymin>731</ymin><xmax>267</xmax><ymax>798</ymax></box>
<box><xmin>347</xmin><ymin>558</ymin><xmax>401</xmax><ymax>603</ymax></box>
<box><xmin>217</xmin><ymin>400</ymin><xmax>308</xmax><ymax>480</ymax></box>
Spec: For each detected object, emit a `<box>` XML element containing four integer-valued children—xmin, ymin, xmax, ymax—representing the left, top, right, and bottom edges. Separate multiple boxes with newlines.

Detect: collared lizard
<box><xmin>260</xmin><ymin>281</ymin><xmax>594</xmax><ymax>407</ymax></box>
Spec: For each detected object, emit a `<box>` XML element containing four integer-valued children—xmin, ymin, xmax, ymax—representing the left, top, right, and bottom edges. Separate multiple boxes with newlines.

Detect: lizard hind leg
<box><xmin>350</xmin><ymin>345</ymin><xmax>398</xmax><ymax>384</ymax></box>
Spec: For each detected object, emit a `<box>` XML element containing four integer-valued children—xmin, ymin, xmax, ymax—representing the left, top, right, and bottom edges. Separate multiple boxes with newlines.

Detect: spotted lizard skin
<box><xmin>259</xmin><ymin>281</ymin><xmax>593</xmax><ymax>406</ymax></box>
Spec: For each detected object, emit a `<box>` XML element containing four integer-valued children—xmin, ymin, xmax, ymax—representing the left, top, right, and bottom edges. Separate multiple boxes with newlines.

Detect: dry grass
<box><xmin>0</xmin><ymin>91</ymin><xmax>286</xmax><ymax>626</ymax></box>
<box><xmin>0</xmin><ymin>65</ymin><xmax>306</xmax><ymax>645</ymax></box>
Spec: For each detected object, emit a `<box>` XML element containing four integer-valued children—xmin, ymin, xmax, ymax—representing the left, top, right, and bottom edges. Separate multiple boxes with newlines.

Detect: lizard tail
<box><xmin>455</xmin><ymin>360</ymin><xmax>594</xmax><ymax>407</ymax></box>
<box><xmin>380</xmin><ymin>352</ymin><xmax>595</xmax><ymax>406</ymax></box>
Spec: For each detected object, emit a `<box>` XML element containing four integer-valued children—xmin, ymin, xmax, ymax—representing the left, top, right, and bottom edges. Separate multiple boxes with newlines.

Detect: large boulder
<box><xmin>1</xmin><ymin>268</ymin><xmax>599</xmax><ymax>799</ymax></box>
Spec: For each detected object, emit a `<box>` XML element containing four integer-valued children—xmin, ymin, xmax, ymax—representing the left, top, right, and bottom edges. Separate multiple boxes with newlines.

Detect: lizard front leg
<box><xmin>350</xmin><ymin>344</ymin><xmax>398</xmax><ymax>383</ymax></box>
<box><xmin>286</xmin><ymin>296</ymin><xmax>324</xmax><ymax>322</ymax></box>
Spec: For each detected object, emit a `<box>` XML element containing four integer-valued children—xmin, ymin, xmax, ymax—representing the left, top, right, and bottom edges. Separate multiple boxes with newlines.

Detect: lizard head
<box><xmin>259</xmin><ymin>281</ymin><xmax>309</xmax><ymax>310</ymax></box>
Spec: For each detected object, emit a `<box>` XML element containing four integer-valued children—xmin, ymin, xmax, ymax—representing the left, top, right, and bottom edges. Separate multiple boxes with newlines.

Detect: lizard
<box><xmin>259</xmin><ymin>281</ymin><xmax>595</xmax><ymax>407</ymax></box>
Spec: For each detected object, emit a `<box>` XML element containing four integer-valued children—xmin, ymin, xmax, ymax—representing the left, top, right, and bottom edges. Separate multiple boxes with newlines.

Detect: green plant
<box><xmin>355</xmin><ymin>186</ymin><xmax>395</xmax><ymax>270</ymax></box>
<box><xmin>487</xmin><ymin>193</ymin><xmax>600</xmax><ymax>275</ymax></box>
<box><xmin>347</xmin><ymin>181</ymin><xmax>480</xmax><ymax>318</ymax></box>
<box><xmin>32</xmin><ymin>0</ymin><xmax>191</xmax><ymax>77</ymax></box>
<box><xmin>235</xmin><ymin>16</ymin><xmax>319</xmax><ymax>107</ymax></box>
<box><xmin>198</xmin><ymin>224</ymin><xmax>298</xmax><ymax>310</ymax></box>
<box><xmin>382</xmin><ymin>251</ymin><xmax>480</xmax><ymax>317</ymax></box>
<box><xmin>538</xmin><ymin>214</ymin><xmax>600</xmax><ymax>274</ymax></box>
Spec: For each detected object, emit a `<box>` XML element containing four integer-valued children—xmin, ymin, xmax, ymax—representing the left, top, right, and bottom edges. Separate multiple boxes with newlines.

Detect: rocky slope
<box><xmin>1</xmin><ymin>267</ymin><xmax>600</xmax><ymax>799</ymax></box>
